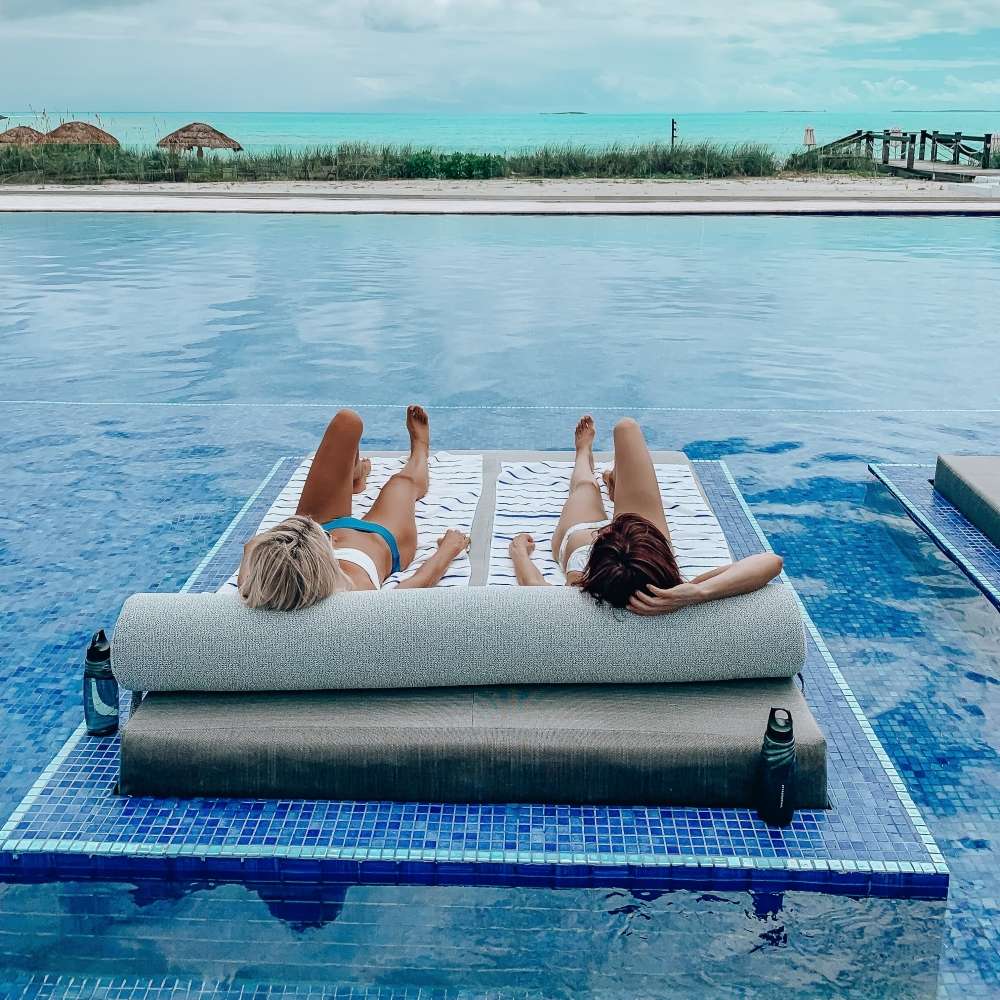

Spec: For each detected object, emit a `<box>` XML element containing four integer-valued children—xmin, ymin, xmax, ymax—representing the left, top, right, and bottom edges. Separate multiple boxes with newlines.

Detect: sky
<box><xmin>3</xmin><ymin>0</ymin><xmax>1000</xmax><ymax>112</ymax></box>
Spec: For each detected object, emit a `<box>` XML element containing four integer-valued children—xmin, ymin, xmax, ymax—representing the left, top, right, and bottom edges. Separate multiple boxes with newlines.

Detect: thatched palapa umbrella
<box><xmin>157</xmin><ymin>122</ymin><xmax>242</xmax><ymax>159</ymax></box>
<box><xmin>0</xmin><ymin>125</ymin><xmax>45</xmax><ymax>146</ymax></box>
<box><xmin>42</xmin><ymin>121</ymin><xmax>120</xmax><ymax>146</ymax></box>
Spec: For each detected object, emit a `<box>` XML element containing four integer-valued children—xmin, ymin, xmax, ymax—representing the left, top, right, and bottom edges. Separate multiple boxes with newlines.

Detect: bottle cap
<box><xmin>766</xmin><ymin>707</ymin><xmax>793</xmax><ymax>743</ymax></box>
<box><xmin>87</xmin><ymin>628</ymin><xmax>111</xmax><ymax>662</ymax></box>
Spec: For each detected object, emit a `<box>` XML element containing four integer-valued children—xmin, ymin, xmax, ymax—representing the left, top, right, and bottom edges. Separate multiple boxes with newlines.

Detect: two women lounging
<box><xmin>237</xmin><ymin>407</ymin><xmax>782</xmax><ymax>614</ymax></box>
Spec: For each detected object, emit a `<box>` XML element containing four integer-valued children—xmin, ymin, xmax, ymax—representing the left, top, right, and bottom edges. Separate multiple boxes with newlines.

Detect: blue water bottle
<box><xmin>83</xmin><ymin>628</ymin><xmax>119</xmax><ymax>736</ymax></box>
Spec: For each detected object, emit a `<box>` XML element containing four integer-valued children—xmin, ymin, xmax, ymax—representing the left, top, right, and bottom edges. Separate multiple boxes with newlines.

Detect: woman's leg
<box><xmin>296</xmin><ymin>409</ymin><xmax>369</xmax><ymax>523</ymax></box>
<box><xmin>607</xmin><ymin>417</ymin><xmax>671</xmax><ymax>541</ymax></box>
<box><xmin>363</xmin><ymin>405</ymin><xmax>430</xmax><ymax>569</ymax></box>
<box><xmin>551</xmin><ymin>415</ymin><xmax>609</xmax><ymax>560</ymax></box>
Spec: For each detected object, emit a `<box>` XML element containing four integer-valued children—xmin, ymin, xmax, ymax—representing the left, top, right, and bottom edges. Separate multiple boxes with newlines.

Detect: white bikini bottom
<box><xmin>559</xmin><ymin>519</ymin><xmax>611</xmax><ymax>575</ymax></box>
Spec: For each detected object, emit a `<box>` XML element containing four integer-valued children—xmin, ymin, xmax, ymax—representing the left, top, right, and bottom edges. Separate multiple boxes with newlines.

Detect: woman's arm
<box><xmin>396</xmin><ymin>530</ymin><xmax>471</xmax><ymax>590</ymax></box>
<box><xmin>509</xmin><ymin>533</ymin><xmax>551</xmax><ymax>587</ymax></box>
<box><xmin>628</xmin><ymin>553</ymin><xmax>784</xmax><ymax>616</ymax></box>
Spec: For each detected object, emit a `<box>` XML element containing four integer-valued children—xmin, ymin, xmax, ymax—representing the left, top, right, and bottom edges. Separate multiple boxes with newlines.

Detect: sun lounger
<box><xmin>934</xmin><ymin>455</ymin><xmax>1000</xmax><ymax>548</ymax></box>
<box><xmin>113</xmin><ymin>451</ymin><xmax>827</xmax><ymax>808</ymax></box>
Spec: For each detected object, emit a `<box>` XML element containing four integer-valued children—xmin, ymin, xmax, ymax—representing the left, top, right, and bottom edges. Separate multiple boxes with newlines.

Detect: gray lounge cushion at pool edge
<box><xmin>935</xmin><ymin>455</ymin><xmax>1000</xmax><ymax>548</ymax></box>
<box><xmin>120</xmin><ymin>679</ymin><xmax>827</xmax><ymax>807</ymax></box>
<box><xmin>111</xmin><ymin>583</ymin><xmax>806</xmax><ymax>693</ymax></box>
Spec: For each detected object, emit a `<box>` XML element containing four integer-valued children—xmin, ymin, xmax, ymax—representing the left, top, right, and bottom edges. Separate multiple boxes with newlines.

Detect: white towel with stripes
<box><xmin>488</xmin><ymin>461</ymin><xmax>731</xmax><ymax>586</ymax></box>
<box><xmin>220</xmin><ymin>452</ymin><xmax>483</xmax><ymax>593</ymax></box>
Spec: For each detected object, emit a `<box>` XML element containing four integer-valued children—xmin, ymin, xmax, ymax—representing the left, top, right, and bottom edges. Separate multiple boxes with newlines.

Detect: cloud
<box><xmin>3</xmin><ymin>0</ymin><xmax>1000</xmax><ymax>112</ymax></box>
<box><xmin>360</xmin><ymin>0</ymin><xmax>450</xmax><ymax>32</ymax></box>
<box><xmin>0</xmin><ymin>0</ymin><xmax>150</xmax><ymax>16</ymax></box>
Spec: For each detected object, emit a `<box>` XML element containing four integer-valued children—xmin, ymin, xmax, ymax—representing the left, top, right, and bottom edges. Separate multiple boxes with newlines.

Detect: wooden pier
<box><xmin>814</xmin><ymin>128</ymin><xmax>1000</xmax><ymax>182</ymax></box>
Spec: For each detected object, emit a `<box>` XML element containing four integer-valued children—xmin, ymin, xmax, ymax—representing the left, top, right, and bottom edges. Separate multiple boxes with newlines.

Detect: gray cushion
<box><xmin>111</xmin><ymin>584</ymin><xmax>806</xmax><ymax>693</ymax></box>
<box><xmin>120</xmin><ymin>679</ymin><xmax>827</xmax><ymax>807</ymax></box>
<box><xmin>935</xmin><ymin>455</ymin><xmax>1000</xmax><ymax>547</ymax></box>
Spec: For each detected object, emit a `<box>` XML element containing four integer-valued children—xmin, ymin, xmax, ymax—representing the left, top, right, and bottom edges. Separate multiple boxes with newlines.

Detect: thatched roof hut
<box><xmin>41</xmin><ymin>121</ymin><xmax>119</xmax><ymax>146</ymax></box>
<box><xmin>0</xmin><ymin>125</ymin><xmax>44</xmax><ymax>146</ymax></box>
<box><xmin>157</xmin><ymin>122</ymin><xmax>242</xmax><ymax>158</ymax></box>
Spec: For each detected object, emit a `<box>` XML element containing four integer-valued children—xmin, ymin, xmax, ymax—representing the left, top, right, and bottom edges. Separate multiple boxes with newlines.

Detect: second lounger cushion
<box><xmin>112</xmin><ymin>583</ymin><xmax>806</xmax><ymax>693</ymax></box>
<box><xmin>935</xmin><ymin>455</ymin><xmax>1000</xmax><ymax>548</ymax></box>
<box><xmin>119</xmin><ymin>679</ymin><xmax>828</xmax><ymax>807</ymax></box>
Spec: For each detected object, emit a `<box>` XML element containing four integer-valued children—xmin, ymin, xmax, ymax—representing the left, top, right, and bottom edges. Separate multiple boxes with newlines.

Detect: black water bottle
<box><xmin>755</xmin><ymin>707</ymin><xmax>797</xmax><ymax>826</ymax></box>
<box><xmin>83</xmin><ymin>629</ymin><xmax>119</xmax><ymax>736</ymax></box>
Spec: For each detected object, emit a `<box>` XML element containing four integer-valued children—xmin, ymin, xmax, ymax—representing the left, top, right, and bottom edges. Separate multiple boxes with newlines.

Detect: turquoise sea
<box><xmin>4</xmin><ymin>110</ymin><xmax>999</xmax><ymax>154</ymax></box>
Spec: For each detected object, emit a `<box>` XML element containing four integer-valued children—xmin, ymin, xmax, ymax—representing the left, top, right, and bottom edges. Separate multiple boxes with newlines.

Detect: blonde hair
<box><xmin>239</xmin><ymin>515</ymin><xmax>344</xmax><ymax>612</ymax></box>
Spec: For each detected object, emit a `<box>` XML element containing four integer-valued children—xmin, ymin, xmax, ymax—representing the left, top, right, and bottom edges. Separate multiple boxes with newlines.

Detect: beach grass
<box><xmin>0</xmin><ymin>140</ymin><xmax>783</xmax><ymax>184</ymax></box>
<box><xmin>783</xmin><ymin>148</ymin><xmax>880</xmax><ymax>175</ymax></box>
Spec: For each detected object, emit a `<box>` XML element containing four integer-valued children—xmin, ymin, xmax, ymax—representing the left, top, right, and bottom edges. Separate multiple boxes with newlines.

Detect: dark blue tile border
<box><xmin>869</xmin><ymin>463</ymin><xmax>1000</xmax><ymax>612</ymax></box>
<box><xmin>0</xmin><ymin>460</ymin><xmax>948</xmax><ymax>899</ymax></box>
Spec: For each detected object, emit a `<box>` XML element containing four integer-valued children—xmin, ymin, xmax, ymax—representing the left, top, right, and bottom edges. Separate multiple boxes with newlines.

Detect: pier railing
<box><xmin>816</xmin><ymin>129</ymin><xmax>996</xmax><ymax>170</ymax></box>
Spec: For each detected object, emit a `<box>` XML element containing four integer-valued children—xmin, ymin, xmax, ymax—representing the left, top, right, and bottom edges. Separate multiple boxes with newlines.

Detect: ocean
<box><xmin>4</xmin><ymin>110</ymin><xmax>999</xmax><ymax>154</ymax></box>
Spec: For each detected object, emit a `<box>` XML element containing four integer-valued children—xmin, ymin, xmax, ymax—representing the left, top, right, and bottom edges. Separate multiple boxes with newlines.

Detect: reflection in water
<box><xmin>0</xmin><ymin>879</ymin><xmax>944</xmax><ymax>998</ymax></box>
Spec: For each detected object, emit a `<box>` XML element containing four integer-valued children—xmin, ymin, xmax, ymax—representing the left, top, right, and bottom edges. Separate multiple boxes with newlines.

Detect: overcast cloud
<box><xmin>2</xmin><ymin>0</ymin><xmax>999</xmax><ymax>111</ymax></box>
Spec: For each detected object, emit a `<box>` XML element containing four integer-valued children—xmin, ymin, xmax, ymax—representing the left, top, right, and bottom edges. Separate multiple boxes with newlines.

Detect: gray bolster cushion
<box><xmin>111</xmin><ymin>584</ymin><xmax>806</xmax><ymax>693</ymax></box>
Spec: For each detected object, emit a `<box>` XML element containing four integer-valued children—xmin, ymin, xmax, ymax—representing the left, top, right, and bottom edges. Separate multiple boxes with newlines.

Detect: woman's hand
<box><xmin>437</xmin><ymin>529</ymin><xmax>471</xmax><ymax>559</ymax></box>
<box><xmin>628</xmin><ymin>582</ymin><xmax>705</xmax><ymax>616</ymax></box>
<box><xmin>509</xmin><ymin>533</ymin><xmax>536</xmax><ymax>558</ymax></box>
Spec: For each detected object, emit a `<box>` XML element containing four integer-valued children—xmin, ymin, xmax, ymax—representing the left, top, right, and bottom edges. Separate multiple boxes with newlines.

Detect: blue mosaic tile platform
<box><xmin>870</xmin><ymin>463</ymin><xmax>1000</xmax><ymax>612</ymax></box>
<box><xmin>0</xmin><ymin>460</ymin><xmax>948</xmax><ymax>899</ymax></box>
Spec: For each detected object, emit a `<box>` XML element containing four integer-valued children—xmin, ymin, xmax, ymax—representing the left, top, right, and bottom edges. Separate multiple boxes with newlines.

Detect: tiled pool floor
<box><xmin>870</xmin><ymin>464</ymin><xmax>1000</xmax><ymax>612</ymax></box>
<box><xmin>0</xmin><ymin>461</ymin><xmax>946</xmax><ymax>899</ymax></box>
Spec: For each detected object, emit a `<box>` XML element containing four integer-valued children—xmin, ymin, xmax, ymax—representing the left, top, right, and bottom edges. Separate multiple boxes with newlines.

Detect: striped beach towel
<box><xmin>221</xmin><ymin>452</ymin><xmax>483</xmax><ymax>593</ymax></box>
<box><xmin>488</xmin><ymin>461</ymin><xmax>731</xmax><ymax>586</ymax></box>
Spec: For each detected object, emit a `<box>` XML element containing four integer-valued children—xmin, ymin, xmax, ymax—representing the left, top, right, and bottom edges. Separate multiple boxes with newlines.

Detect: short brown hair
<box><xmin>578</xmin><ymin>513</ymin><xmax>682</xmax><ymax>609</ymax></box>
<box><xmin>239</xmin><ymin>515</ymin><xmax>344</xmax><ymax>612</ymax></box>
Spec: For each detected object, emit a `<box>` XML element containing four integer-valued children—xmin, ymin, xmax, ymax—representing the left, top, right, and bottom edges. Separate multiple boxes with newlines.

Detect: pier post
<box><xmin>952</xmin><ymin>132</ymin><xmax>962</xmax><ymax>164</ymax></box>
<box><xmin>918</xmin><ymin>130</ymin><xmax>927</xmax><ymax>161</ymax></box>
<box><xmin>881</xmin><ymin>130</ymin><xmax>890</xmax><ymax>165</ymax></box>
<box><xmin>865</xmin><ymin>132</ymin><xmax>874</xmax><ymax>159</ymax></box>
<box><xmin>930</xmin><ymin>131</ymin><xmax>938</xmax><ymax>161</ymax></box>
<box><xmin>906</xmin><ymin>133</ymin><xmax>916</xmax><ymax>170</ymax></box>
<box><xmin>982</xmin><ymin>133</ymin><xmax>992</xmax><ymax>168</ymax></box>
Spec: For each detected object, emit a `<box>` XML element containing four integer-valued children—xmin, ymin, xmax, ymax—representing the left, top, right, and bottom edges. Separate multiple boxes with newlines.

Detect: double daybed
<box><xmin>109</xmin><ymin>451</ymin><xmax>828</xmax><ymax>809</ymax></box>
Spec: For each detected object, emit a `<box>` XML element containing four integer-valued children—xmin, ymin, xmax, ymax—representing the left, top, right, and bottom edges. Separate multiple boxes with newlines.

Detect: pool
<box><xmin>0</xmin><ymin>214</ymin><xmax>998</xmax><ymax>997</ymax></box>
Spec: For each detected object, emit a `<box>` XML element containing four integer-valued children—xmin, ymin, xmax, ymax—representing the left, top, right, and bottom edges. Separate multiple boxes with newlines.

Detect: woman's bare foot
<box><xmin>352</xmin><ymin>456</ymin><xmax>371</xmax><ymax>494</ymax></box>
<box><xmin>575</xmin><ymin>414</ymin><xmax>596</xmax><ymax>469</ymax></box>
<box><xmin>406</xmin><ymin>404</ymin><xmax>430</xmax><ymax>452</ymax></box>
<box><xmin>602</xmin><ymin>467</ymin><xmax>616</xmax><ymax>501</ymax></box>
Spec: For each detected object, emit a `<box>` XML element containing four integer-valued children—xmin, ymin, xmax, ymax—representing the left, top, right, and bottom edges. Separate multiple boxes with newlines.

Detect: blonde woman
<box><xmin>238</xmin><ymin>406</ymin><xmax>470</xmax><ymax>611</ymax></box>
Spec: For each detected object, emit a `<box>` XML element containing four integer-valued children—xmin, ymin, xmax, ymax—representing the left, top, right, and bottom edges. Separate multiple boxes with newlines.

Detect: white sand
<box><xmin>2</xmin><ymin>175</ymin><xmax>997</xmax><ymax>214</ymax></box>
<box><xmin>0</xmin><ymin>175</ymin><xmax>991</xmax><ymax>199</ymax></box>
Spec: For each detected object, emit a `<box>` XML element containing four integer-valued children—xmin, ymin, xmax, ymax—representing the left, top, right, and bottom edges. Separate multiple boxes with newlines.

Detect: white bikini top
<box><xmin>334</xmin><ymin>547</ymin><xmax>382</xmax><ymax>590</ymax></box>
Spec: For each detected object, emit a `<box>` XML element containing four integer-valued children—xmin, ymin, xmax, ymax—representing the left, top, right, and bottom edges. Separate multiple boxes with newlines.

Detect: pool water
<box><xmin>0</xmin><ymin>214</ymin><xmax>998</xmax><ymax>998</ymax></box>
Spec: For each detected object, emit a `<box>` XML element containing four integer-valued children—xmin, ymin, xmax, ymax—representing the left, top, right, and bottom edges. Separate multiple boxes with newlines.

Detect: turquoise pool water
<box><xmin>0</xmin><ymin>214</ymin><xmax>998</xmax><ymax>997</ymax></box>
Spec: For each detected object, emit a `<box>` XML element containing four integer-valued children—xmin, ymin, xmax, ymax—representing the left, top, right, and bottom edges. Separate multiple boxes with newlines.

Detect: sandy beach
<box><xmin>2</xmin><ymin>174</ymin><xmax>996</xmax><ymax>199</ymax></box>
<box><xmin>2</xmin><ymin>174</ymin><xmax>997</xmax><ymax>214</ymax></box>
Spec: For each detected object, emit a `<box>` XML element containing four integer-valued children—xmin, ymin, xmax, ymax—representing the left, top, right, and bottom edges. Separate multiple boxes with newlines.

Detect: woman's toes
<box><xmin>602</xmin><ymin>467</ymin><xmax>616</xmax><ymax>501</ymax></box>
<box><xmin>575</xmin><ymin>414</ymin><xmax>596</xmax><ymax>448</ymax></box>
<box><xmin>352</xmin><ymin>457</ymin><xmax>371</xmax><ymax>493</ymax></box>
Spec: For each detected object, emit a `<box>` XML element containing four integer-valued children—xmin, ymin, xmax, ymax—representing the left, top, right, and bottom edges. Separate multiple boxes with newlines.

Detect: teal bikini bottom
<box><xmin>321</xmin><ymin>517</ymin><xmax>402</xmax><ymax>575</ymax></box>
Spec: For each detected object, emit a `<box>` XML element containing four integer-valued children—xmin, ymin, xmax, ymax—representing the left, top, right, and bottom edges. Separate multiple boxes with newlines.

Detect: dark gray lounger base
<box><xmin>121</xmin><ymin>679</ymin><xmax>827</xmax><ymax>807</ymax></box>
<box><xmin>935</xmin><ymin>455</ymin><xmax>1000</xmax><ymax>548</ymax></box>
